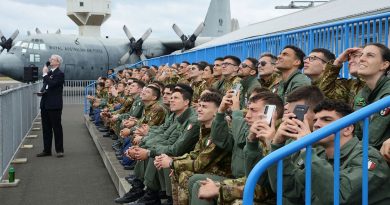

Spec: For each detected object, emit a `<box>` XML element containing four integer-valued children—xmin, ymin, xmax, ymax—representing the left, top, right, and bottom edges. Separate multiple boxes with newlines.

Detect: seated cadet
<box><xmin>154</xmin><ymin>92</ymin><xmax>231</xmax><ymax>205</ymax></box>
<box><xmin>213</xmin><ymin>55</ymin><xmax>242</xmax><ymax>95</ymax></box>
<box><xmin>380</xmin><ymin>138</ymin><xmax>390</xmax><ymax>165</ymax></box>
<box><xmin>353</xmin><ymin>43</ymin><xmax>390</xmax><ymax>150</ymax></box>
<box><xmin>317</xmin><ymin>47</ymin><xmax>365</xmax><ymax>105</ymax></box>
<box><xmin>303</xmin><ymin>48</ymin><xmax>335</xmax><ymax>85</ymax></box>
<box><xmin>275</xmin><ymin>45</ymin><xmax>311</xmax><ymax>103</ymax></box>
<box><xmin>114</xmin><ymin>84</ymin><xmax>196</xmax><ymax>204</ymax></box>
<box><xmin>257</xmin><ymin>53</ymin><xmax>281</xmax><ymax>93</ymax></box>
<box><xmin>193</xmin><ymin>91</ymin><xmax>284</xmax><ymax>205</ymax></box>
<box><xmin>237</xmin><ymin>57</ymin><xmax>261</xmax><ymax>109</ymax></box>
<box><xmin>269</xmin><ymin>99</ymin><xmax>390</xmax><ymax>204</ymax></box>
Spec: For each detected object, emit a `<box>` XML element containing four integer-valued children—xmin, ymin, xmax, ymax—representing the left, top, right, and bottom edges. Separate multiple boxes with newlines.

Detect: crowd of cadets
<box><xmin>87</xmin><ymin>43</ymin><xmax>390</xmax><ymax>205</ymax></box>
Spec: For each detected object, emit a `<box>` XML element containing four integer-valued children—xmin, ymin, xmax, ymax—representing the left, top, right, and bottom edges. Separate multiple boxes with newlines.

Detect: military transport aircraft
<box><xmin>0</xmin><ymin>0</ymin><xmax>234</xmax><ymax>81</ymax></box>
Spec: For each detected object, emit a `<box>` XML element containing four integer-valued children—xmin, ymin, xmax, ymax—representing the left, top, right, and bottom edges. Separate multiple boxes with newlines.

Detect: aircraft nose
<box><xmin>0</xmin><ymin>53</ymin><xmax>24</xmax><ymax>81</ymax></box>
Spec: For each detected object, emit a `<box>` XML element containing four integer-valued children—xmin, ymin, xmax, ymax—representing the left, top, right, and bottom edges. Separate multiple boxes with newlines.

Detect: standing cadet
<box><xmin>353</xmin><ymin>43</ymin><xmax>390</xmax><ymax>150</ymax></box>
<box><xmin>275</xmin><ymin>45</ymin><xmax>311</xmax><ymax>102</ymax></box>
<box><xmin>317</xmin><ymin>47</ymin><xmax>365</xmax><ymax>105</ymax></box>
<box><xmin>269</xmin><ymin>99</ymin><xmax>390</xmax><ymax>204</ymax></box>
<box><xmin>237</xmin><ymin>57</ymin><xmax>261</xmax><ymax>108</ymax></box>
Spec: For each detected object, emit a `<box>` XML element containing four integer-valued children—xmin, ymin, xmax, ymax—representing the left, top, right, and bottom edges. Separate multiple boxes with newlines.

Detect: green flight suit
<box><xmin>240</xmin><ymin>75</ymin><xmax>261</xmax><ymax>109</ymax></box>
<box><xmin>268</xmin><ymin>137</ymin><xmax>390</xmax><ymax>205</ymax></box>
<box><xmin>353</xmin><ymin>75</ymin><xmax>390</xmax><ymax>149</ymax></box>
<box><xmin>277</xmin><ymin>70</ymin><xmax>311</xmax><ymax>103</ymax></box>
<box><xmin>318</xmin><ymin>62</ymin><xmax>365</xmax><ymax>105</ymax></box>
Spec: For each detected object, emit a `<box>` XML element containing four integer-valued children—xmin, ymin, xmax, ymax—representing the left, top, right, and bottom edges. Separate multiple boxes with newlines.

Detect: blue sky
<box><xmin>0</xmin><ymin>0</ymin><xmax>304</xmax><ymax>40</ymax></box>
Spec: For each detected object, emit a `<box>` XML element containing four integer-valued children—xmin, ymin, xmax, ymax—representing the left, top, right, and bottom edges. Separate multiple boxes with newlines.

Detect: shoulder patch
<box><xmin>187</xmin><ymin>124</ymin><xmax>193</xmax><ymax>130</ymax></box>
<box><xmin>380</xmin><ymin>107</ymin><xmax>390</xmax><ymax>116</ymax></box>
<box><xmin>368</xmin><ymin>159</ymin><xmax>376</xmax><ymax>170</ymax></box>
<box><xmin>354</xmin><ymin>97</ymin><xmax>366</xmax><ymax>107</ymax></box>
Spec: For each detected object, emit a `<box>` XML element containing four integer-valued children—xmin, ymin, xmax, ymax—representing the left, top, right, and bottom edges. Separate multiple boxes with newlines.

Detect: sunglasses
<box><xmin>240</xmin><ymin>63</ymin><xmax>254</xmax><ymax>69</ymax></box>
<box><xmin>221</xmin><ymin>62</ymin><xmax>238</xmax><ymax>67</ymax></box>
<box><xmin>256</xmin><ymin>61</ymin><xmax>269</xmax><ymax>67</ymax></box>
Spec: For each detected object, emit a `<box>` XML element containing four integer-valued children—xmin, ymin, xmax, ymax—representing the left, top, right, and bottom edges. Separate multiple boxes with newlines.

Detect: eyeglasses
<box><xmin>221</xmin><ymin>62</ymin><xmax>238</xmax><ymax>67</ymax></box>
<box><xmin>213</xmin><ymin>64</ymin><xmax>221</xmax><ymax>67</ymax></box>
<box><xmin>240</xmin><ymin>63</ymin><xmax>254</xmax><ymax>69</ymax></box>
<box><xmin>256</xmin><ymin>61</ymin><xmax>271</xmax><ymax>68</ymax></box>
<box><xmin>304</xmin><ymin>56</ymin><xmax>327</xmax><ymax>63</ymax></box>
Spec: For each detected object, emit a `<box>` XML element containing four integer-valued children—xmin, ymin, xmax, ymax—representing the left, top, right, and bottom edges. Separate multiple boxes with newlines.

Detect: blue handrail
<box><xmin>243</xmin><ymin>95</ymin><xmax>390</xmax><ymax>205</ymax></box>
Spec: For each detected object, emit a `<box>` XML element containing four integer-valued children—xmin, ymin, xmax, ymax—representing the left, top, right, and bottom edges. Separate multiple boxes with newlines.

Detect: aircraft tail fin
<box><xmin>200</xmin><ymin>0</ymin><xmax>232</xmax><ymax>37</ymax></box>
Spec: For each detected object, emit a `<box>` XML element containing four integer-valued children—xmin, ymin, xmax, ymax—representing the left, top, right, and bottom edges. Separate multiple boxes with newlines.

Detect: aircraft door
<box><xmin>64</xmin><ymin>64</ymin><xmax>76</xmax><ymax>80</ymax></box>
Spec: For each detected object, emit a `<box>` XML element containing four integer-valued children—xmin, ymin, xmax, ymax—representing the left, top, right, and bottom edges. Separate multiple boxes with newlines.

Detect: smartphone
<box><xmin>45</xmin><ymin>61</ymin><xmax>50</xmax><ymax>67</ymax></box>
<box><xmin>293</xmin><ymin>105</ymin><xmax>309</xmax><ymax>121</ymax></box>
<box><xmin>264</xmin><ymin>105</ymin><xmax>276</xmax><ymax>125</ymax></box>
<box><xmin>233</xmin><ymin>84</ymin><xmax>241</xmax><ymax>96</ymax></box>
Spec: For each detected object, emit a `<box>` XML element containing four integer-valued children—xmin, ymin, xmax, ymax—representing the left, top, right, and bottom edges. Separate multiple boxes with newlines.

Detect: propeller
<box><xmin>0</xmin><ymin>29</ymin><xmax>19</xmax><ymax>52</ymax></box>
<box><xmin>119</xmin><ymin>25</ymin><xmax>152</xmax><ymax>64</ymax></box>
<box><xmin>172</xmin><ymin>22</ymin><xmax>205</xmax><ymax>52</ymax></box>
<box><xmin>35</xmin><ymin>28</ymin><xmax>42</xmax><ymax>34</ymax></box>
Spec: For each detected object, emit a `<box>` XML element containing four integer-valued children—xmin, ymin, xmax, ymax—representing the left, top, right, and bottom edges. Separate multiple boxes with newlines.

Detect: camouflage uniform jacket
<box><xmin>112</xmin><ymin>95</ymin><xmax>135</xmax><ymax>115</ymax></box>
<box><xmin>353</xmin><ymin>75</ymin><xmax>390</xmax><ymax>149</ymax></box>
<box><xmin>138</xmin><ymin>100</ymin><xmax>167</xmax><ymax>127</ymax></box>
<box><xmin>277</xmin><ymin>70</ymin><xmax>311</xmax><ymax>103</ymax></box>
<box><xmin>259</xmin><ymin>72</ymin><xmax>282</xmax><ymax>93</ymax></box>
<box><xmin>119</xmin><ymin>95</ymin><xmax>144</xmax><ymax>120</ymax></box>
<box><xmin>190</xmin><ymin>80</ymin><xmax>207</xmax><ymax>103</ymax></box>
<box><xmin>173</xmin><ymin>127</ymin><xmax>232</xmax><ymax>177</ymax></box>
<box><xmin>268</xmin><ymin>137</ymin><xmax>390</xmax><ymax>205</ymax></box>
<box><xmin>214</xmin><ymin>76</ymin><xmax>242</xmax><ymax>95</ymax></box>
<box><xmin>240</xmin><ymin>76</ymin><xmax>261</xmax><ymax>109</ymax></box>
<box><xmin>318</xmin><ymin>62</ymin><xmax>365</xmax><ymax>105</ymax></box>
<box><xmin>211</xmin><ymin>111</ymin><xmax>248</xmax><ymax>178</ymax></box>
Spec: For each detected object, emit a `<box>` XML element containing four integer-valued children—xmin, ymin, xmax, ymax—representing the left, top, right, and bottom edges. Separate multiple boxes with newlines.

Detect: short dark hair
<box><xmin>252</xmin><ymin>87</ymin><xmax>270</xmax><ymax>95</ymax></box>
<box><xmin>364</xmin><ymin>43</ymin><xmax>390</xmax><ymax>72</ymax></box>
<box><xmin>141</xmin><ymin>66</ymin><xmax>150</xmax><ymax>69</ymax></box>
<box><xmin>204</xmin><ymin>87</ymin><xmax>223</xmax><ymax>96</ymax></box>
<box><xmin>151</xmin><ymin>80</ymin><xmax>165</xmax><ymax>92</ymax></box>
<box><xmin>214</xmin><ymin>57</ymin><xmax>224</xmax><ymax>61</ymax></box>
<box><xmin>249</xmin><ymin>91</ymin><xmax>284</xmax><ymax>119</ymax></box>
<box><xmin>164</xmin><ymin>84</ymin><xmax>176</xmax><ymax>92</ymax></box>
<box><xmin>192</xmin><ymin>63</ymin><xmax>206</xmax><ymax>71</ymax></box>
<box><xmin>175</xmin><ymin>83</ymin><xmax>193</xmax><ymax>103</ymax></box>
<box><xmin>313</xmin><ymin>99</ymin><xmax>353</xmax><ymax>118</ymax></box>
<box><xmin>311</xmin><ymin>48</ymin><xmax>336</xmax><ymax>62</ymax></box>
<box><xmin>224</xmin><ymin>55</ymin><xmax>241</xmax><ymax>66</ymax></box>
<box><xmin>133</xmin><ymin>79</ymin><xmax>146</xmax><ymax>88</ymax></box>
<box><xmin>97</xmin><ymin>82</ymin><xmax>105</xmax><ymax>88</ymax></box>
<box><xmin>147</xmin><ymin>84</ymin><xmax>161</xmax><ymax>100</ymax></box>
<box><xmin>246</xmin><ymin>57</ymin><xmax>259</xmax><ymax>75</ymax></box>
<box><xmin>260</xmin><ymin>53</ymin><xmax>277</xmax><ymax>64</ymax></box>
<box><xmin>284</xmin><ymin>45</ymin><xmax>306</xmax><ymax>69</ymax></box>
<box><xmin>286</xmin><ymin>85</ymin><xmax>324</xmax><ymax>111</ymax></box>
<box><xmin>182</xmin><ymin>61</ymin><xmax>190</xmax><ymax>65</ymax></box>
<box><xmin>199</xmin><ymin>92</ymin><xmax>223</xmax><ymax>107</ymax></box>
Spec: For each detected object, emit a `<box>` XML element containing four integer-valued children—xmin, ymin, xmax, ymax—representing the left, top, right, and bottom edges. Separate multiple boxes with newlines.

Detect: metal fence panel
<box><xmin>0</xmin><ymin>82</ymin><xmax>41</xmax><ymax>177</ymax></box>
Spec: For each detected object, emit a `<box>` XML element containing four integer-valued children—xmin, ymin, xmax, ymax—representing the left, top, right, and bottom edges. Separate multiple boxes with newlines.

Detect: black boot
<box><xmin>161</xmin><ymin>196</ymin><xmax>172</xmax><ymax>205</ymax></box>
<box><xmin>128</xmin><ymin>188</ymin><xmax>161</xmax><ymax>205</ymax></box>
<box><xmin>114</xmin><ymin>179</ymin><xmax>145</xmax><ymax>204</ymax></box>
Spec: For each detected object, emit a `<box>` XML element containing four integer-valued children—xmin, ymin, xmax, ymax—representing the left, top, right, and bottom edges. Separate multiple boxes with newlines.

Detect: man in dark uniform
<box><xmin>37</xmin><ymin>54</ymin><xmax>65</xmax><ymax>158</ymax></box>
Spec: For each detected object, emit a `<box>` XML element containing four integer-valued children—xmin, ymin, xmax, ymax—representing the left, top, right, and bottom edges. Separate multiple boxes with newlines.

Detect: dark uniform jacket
<box><xmin>40</xmin><ymin>68</ymin><xmax>64</xmax><ymax>110</ymax></box>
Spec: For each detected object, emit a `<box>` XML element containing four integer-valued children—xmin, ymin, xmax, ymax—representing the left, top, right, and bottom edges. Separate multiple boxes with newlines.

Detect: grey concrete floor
<box><xmin>0</xmin><ymin>105</ymin><xmax>118</xmax><ymax>205</ymax></box>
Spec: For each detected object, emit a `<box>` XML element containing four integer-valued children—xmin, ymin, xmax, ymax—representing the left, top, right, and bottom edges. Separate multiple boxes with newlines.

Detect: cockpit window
<box><xmin>21</xmin><ymin>42</ymin><xmax>28</xmax><ymax>48</ymax></box>
<box><xmin>40</xmin><ymin>44</ymin><xmax>46</xmax><ymax>50</ymax></box>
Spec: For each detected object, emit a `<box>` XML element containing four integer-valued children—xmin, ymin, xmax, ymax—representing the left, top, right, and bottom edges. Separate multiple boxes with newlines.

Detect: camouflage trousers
<box><xmin>171</xmin><ymin>170</ymin><xmax>194</xmax><ymax>205</ymax></box>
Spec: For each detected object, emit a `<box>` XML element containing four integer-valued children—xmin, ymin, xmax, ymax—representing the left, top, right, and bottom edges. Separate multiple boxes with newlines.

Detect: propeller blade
<box><xmin>172</xmin><ymin>24</ymin><xmax>187</xmax><ymax>41</ymax></box>
<box><xmin>27</xmin><ymin>31</ymin><xmax>31</xmax><ymax>36</ymax></box>
<box><xmin>140</xmin><ymin>28</ymin><xmax>152</xmax><ymax>42</ymax></box>
<box><xmin>192</xmin><ymin>22</ymin><xmax>205</xmax><ymax>37</ymax></box>
<box><xmin>0</xmin><ymin>30</ymin><xmax>5</xmax><ymax>43</ymax></box>
<box><xmin>55</xmin><ymin>29</ymin><xmax>61</xmax><ymax>34</ymax></box>
<box><xmin>35</xmin><ymin>28</ymin><xmax>42</xmax><ymax>34</ymax></box>
<box><xmin>9</xmin><ymin>29</ymin><xmax>19</xmax><ymax>40</ymax></box>
<box><xmin>140</xmin><ymin>53</ymin><xmax>147</xmax><ymax>61</ymax></box>
<box><xmin>123</xmin><ymin>25</ymin><xmax>135</xmax><ymax>42</ymax></box>
<box><xmin>119</xmin><ymin>50</ymin><xmax>131</xmax><ymax>65</ymax></box>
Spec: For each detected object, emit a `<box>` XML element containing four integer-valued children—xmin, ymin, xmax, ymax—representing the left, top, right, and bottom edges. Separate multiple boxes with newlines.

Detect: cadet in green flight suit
<box><xmin>353</xmin><ymin>43</ymin><xmax>390</xmax><ymax>150</ymax></box>
<box><xmin>269</xmin><ymin>99</ymin><xmax>390</xmax><ymax>205</ymax></box>
<box><xmin>318</xmin><ymin>47</ymin><xmax>365</xmax><ymax>105</ymax></box>
<box><xmin>275</xmin><ymin>45</ymin><xmax>311</xmax><ymax>103</ymax></box>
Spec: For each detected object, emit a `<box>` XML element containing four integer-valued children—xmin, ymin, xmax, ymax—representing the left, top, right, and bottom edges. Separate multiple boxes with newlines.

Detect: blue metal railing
<box><xmin>139</xmin><ymin>12</ymin><xmax>390</xmax><ymax>79</ymax></box>
<box><xmin>243</xmin><ymin>96</ymin><xmax>390</xmax><ymax>205</ymax></box>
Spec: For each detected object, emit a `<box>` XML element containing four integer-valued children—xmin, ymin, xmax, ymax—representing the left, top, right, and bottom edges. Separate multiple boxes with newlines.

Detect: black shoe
<box><xmin>56</xmin><ymin>152</ymin><xmax>64</xmax><ymax>158</ymax></box>
<box><xmin>111</xmin><ymin>134</ymin><xmax>118</xmax><ymax>140</ymax></box>
<box><xmin>159</xmin><ymin>191</ymin><xmax>168</xmax><ymax>199</ymax></box>
<box><xmin>123</xmin><ymin>164</ymin><xmax>135</xmax><ymax>170</ymax></box>
<box><xmin>114</xmin><ymin>187</ymin><xmax>145</xmax><ymax>204</ymax></box>
<box><xmin>161</xmin><ymin>196</ymin><xmax>172</xmax><ymax>205</ymax></box>
<box><xmin>36</xmin><ymin>152</ymin><xmax>51</xmax><ymax>157</ymax></box>
<box><xmin>128</xmin><ymin>189</ymin><xmax>161</xmax><ymax>205</ymax></box>
<box><xmin>98</xmin><ymin>127</ymin><xmax>109</xmax><ymax>132</ymax></box>
<box><xmin>103</xmin><ymin>133</ymin><xmax>112</xmax><ymax>138</ymax></box>
<box><xmin>116</xmin><ymin>155</ymin><xmax>123</xmax><ymax>160</ymax></box>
